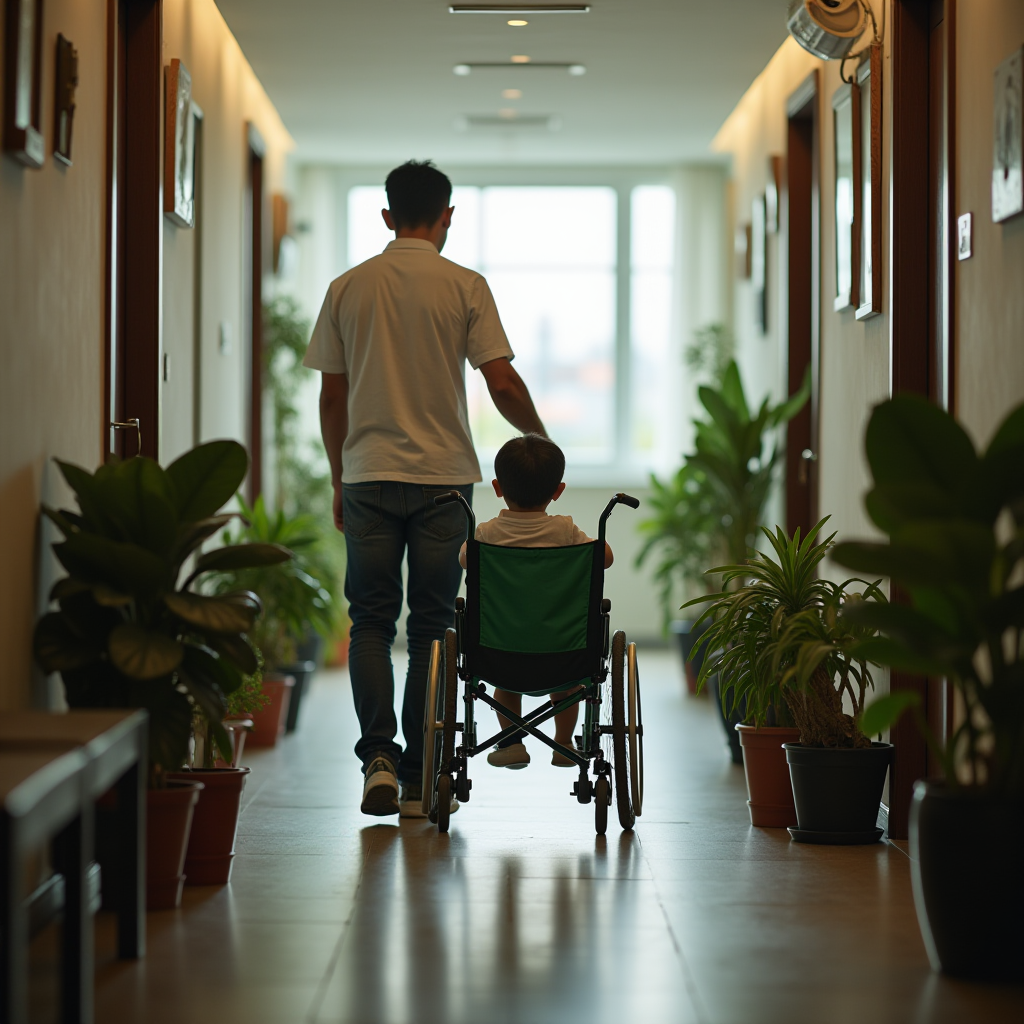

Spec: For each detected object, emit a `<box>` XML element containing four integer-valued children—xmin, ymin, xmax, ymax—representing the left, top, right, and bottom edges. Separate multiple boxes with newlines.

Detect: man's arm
<box><xmin>319</xmin><ymin>372</ymin><xmax>349</xmax><ymax>532</ymax></box>
<box><xmin>479</xmin><ymin>358</ymin><xmax>546</xmax><ymax>436</ymax></box>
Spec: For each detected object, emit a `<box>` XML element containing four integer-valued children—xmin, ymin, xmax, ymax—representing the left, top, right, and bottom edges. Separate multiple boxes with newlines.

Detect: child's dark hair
<box><xmin>384</xmin><ymin>160</ymin><xmax>452</xmax><ymax>229</ymax></box>
<box><xmin>494</xmin><ymin>434</ymin><xmax>566</xmax><ymax>508</ymax></box>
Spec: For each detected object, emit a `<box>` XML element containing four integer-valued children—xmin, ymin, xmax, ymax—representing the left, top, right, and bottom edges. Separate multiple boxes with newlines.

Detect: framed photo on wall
<box><xmin>164</xmin><ymin>58</ymin><xmax>196</xmax><ymax>228</ymax></box>
<box><xmin>832</xmin><ymin>81</ymin><xmax>860</xmax><ymax>312</ymax></box>
<box><xmin>856</xmin><ymin>44</ymin><xmax>882</xmax><ymax>319</ymax></box>
<box><xmin>992</xmin><ymin>46</ymin><xmax>1024</xmax><ymax>223</ymax></box>
<box><xmin>751</xmin><ymin>193</ymin><xmax>767</xmax><ymax>333</ymax></box>
<box><xmin>3</xmin><ymin>0</ymin><xmax>46</xmax><ymax>167</ymax></box>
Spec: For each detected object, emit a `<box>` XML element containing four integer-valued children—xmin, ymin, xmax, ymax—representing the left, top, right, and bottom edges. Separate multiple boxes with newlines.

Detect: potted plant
<box><xmin>833</xmin><ymin>395</ymin><xmax>1024</xmax><ymax>981</ymax></box>
<box><xmin>640</xmin><ymin>360</ymin><xmax>809</xmax><ymax>759</ymax></box>
<box><xmin>687</xmin><ymin>520</ymin><xmax>887</xmax><ymax>831</ymax></box>
<box><xmin>32</xmin><ymin>441</ymin><xmax>291</xmax><ymax>907</ymax></box>
<box><xmin>209</xmin><ymin>494</ymin><xmax>340</xmax><ymax>742</ymax></box>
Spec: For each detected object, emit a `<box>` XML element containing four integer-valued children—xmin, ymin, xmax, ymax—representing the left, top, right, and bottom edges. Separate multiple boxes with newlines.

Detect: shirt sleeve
<box><xmin>466</xmin><ymin>275</ymin><xmax>515</xmax><ymax>370</ymax></box>
<box><xmin>570</xmin><ymin>522</ymin><xmax>595</xmax><ymax>545</ymax></box>
<box><xmin>302</xmin><ymin>285</ymin><xmax>348</xmax><ymax>374</ymax></box>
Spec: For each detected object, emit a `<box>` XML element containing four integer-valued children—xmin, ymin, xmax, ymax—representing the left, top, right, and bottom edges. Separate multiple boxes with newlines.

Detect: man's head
<box><xmin>383</xmin><ymin>161</ymin><xmax>454</xmax><ymax>250</ymax></box>
<box><xmin>492</xmin><ymin>433</ymin><xmax>567</xmax><ymax>511</ymax></box>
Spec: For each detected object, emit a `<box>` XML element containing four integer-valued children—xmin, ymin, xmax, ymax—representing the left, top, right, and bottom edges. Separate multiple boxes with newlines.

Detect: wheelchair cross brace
<box><xmin>464</xmin><ymin>684</ymin><xmax>592</xmax><ymax>771</ymax></box>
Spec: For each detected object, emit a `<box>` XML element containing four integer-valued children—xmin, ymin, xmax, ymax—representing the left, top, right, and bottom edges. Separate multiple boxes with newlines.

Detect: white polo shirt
<box><xmin>303</xmin><ymin>238</ymin><xmax>515</xmax><ymax>485</ymax></box>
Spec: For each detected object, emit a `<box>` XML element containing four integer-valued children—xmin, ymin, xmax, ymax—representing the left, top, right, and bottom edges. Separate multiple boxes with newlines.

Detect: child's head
<box><xmin>493</xmin><ymin>433</ymin><xmax>566</xmax><ymax>510</ymax></box>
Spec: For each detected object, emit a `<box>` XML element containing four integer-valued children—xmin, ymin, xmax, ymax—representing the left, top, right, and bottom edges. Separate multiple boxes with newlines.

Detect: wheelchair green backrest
<box><xmin>463</xmin><ymin>539</ymin><xmax>606</xmax><ymax>695</ymax></box>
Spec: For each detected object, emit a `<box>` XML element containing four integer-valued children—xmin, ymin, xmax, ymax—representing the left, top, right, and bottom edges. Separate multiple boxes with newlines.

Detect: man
<box><xmin>303</xmin><ymin>160</ymin><xmax>546</xmax><ymax>817</ymax></box>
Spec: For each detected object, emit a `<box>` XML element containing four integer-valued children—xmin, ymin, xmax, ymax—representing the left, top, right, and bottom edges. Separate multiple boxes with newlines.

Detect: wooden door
<box><xmin>785</xmin><ymin>71</ymin><xmax>820</xmax><ymax>537</ymax></box>
<box><xmin>245</xmin><ymin>124</ymin><xmax>266</xmax><ymax>500</ymax></box>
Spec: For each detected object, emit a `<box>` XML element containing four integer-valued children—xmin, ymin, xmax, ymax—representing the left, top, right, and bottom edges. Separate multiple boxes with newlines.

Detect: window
<box><xmin>346</xmin><ymin>181</ymin><xmax>676</xmax><ymax>479</ymax></box>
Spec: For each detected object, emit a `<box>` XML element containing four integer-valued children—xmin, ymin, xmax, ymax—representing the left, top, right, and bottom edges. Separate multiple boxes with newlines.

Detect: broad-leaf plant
<box><xmin>33</xmin><ymin>441</ymin><xmax>291</xmax><ymax>785</ymax></box>
<box><xmin>686</xmin><ymin>518</ymin><xmax>886</xmax><ymax>746</ymax></box>
<box><xmin>834</xmin><ymin>396</ymin><xmax>1024</xmax><ymax>795</ymax></box>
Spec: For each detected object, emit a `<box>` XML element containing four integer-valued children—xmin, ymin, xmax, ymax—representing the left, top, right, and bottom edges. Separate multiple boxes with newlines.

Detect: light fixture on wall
<box><xmin>786</xmin><ymin>0</ymin><xmax>870</xmax><ymax>61</ymax></box>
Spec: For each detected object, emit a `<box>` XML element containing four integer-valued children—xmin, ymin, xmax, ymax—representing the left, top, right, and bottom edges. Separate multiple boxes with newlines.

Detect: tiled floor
<box><xmin>67</xmin><ymin>651</ymin><xmax>1024</xmax><ymax>1021</ymax></box>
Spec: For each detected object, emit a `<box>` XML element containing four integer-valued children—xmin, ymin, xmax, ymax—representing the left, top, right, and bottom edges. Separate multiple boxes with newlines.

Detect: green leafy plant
<box><xmin>686</xmin><ymin>519</ymin><xmax>886</xmax><ymax>745</ymax></box>
<box><xmin>834</xmin><ymin>396</ymin><xmax>1024</xmax><ymax>795</ymax></box>
<box><xmin>32</xmin><ymin>442</ymin><xmax>292</xmax><ymax>785</ymax></box>
<box><xmin>685</xmin><ymin>322</ymin><xmax>734</xmax><ymax>385</ymax></box>
<box><xmin>637</xmin><ymin>360</ymin><xmax>810</xmax><ymax>625</ymax></box>
<box><xmin>208</xmin><ymin>494</ymin><xmax>340</xmax><ymax>669</ymax></box>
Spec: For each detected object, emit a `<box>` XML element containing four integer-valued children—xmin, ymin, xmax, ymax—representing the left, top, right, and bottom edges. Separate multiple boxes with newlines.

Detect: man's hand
<box><xmin>333</xmin><ymin>483</ymin><xmax>345</xmax><ymax>533</ymax></box>
<box><xmin>320</xmin><ymin>373</ymin><xmax>349</xmax><ymax>533</ymax></box>
<box><xmin>479</xmin><ymin>358</ymin><xmax>546</xmax><ymax>436</ymax></box>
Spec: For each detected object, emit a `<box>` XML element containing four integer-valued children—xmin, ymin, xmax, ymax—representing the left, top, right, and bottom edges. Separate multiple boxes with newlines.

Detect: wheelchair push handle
<box><xmin>598</xmin><ymin>492</ymin><xmax>640</xmax><ymax>543</ymax></box>
<box><xmin>434</xmin><ymin>489</ymin><xmax>477</xmax><ymax>536</ymax></box>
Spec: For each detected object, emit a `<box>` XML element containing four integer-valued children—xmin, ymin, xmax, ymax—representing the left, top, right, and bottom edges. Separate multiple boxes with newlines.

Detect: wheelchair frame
<box><xmin>422</xmin><ymin>492</ymin><xmax>644</xmax><ymax>836</ymax></box>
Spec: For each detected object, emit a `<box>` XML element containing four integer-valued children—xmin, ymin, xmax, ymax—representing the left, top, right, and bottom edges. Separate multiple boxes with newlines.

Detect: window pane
<box><xmin>481</xmin><ymin>187</ymin><xmax>616</xmax><ymax>268</ymax></box>
<box><xmin>631</xmin><ymin>186</ymin><xmax>676</xmax><ymax>465</ymax></box>
<box><xmin>631</xmin><ymin>185</ymin><xmax>675</xmax><ymax>270</ymax></box>
<box><xmin>347</xmin><ymin>186</ymin><xmax>389</xmax><ymax>267</ymax></box>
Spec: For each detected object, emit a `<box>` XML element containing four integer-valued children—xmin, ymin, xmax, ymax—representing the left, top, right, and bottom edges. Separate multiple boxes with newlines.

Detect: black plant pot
<box><xmin>910</xmin><ymin>781</ymin><xmax>1024</xmax><ymax>982</ymax></box>
<box><xmin>784</xmin><ymin>742</ymin><xmax>893</xmax><ymax>843</ymax></box>
<box><xmin>278</xmin><ymin>660</ymin><xmax>316</xmax><ymax>733</ymax></box>
<box><xmin>709</xmin><ymin>672</ymin><xmax>744</xmax><ymax>765</ymax></box>
<box><xmin>670</xmin><ymin>618</ymin><xmax>712</xmax><ymax>696</ymax></box>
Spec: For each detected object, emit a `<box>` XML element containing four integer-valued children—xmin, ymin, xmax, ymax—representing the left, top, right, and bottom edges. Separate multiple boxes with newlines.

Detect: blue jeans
<box><xmin>343</xmin><ymin>481</ymin><xmax>472</xmax><ymax>784</ymax></box>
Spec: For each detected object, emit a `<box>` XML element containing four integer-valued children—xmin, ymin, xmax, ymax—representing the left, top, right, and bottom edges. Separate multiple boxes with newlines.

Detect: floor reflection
<box><xmin>320</xmin><ymin>825</ymin><xmax>682</xmax><ymax>1024</ymax></box>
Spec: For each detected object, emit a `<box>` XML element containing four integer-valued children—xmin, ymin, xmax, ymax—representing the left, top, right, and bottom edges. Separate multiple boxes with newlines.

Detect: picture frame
<box><xmin>856</xmin><ymin>45</ymin><xmax>882</xmax><ymax>320</ymax></box>
<box><xmin>992</xmin><ymin>46</ymin><xmax>1024</xmax><ymax>223</ymax></box>
<box><xmin>832</xmin><ymin>81</ymin><xmax>860</xmax><ymax>313</ymax></box>
<box><xmin>53</xmin><ymin>34</ymin><xmax>79</xmax><ymax>167</ymax></box>
<box><xmin>765</xmin><ymin>155</ymin><xmax>783</xmax><ymax>234</ymax></box>
<box><xmin>735</xmin><ymin>221</ymin><xmax>752</xmax><ymax>280</ymax></box>
<box><xmin>751</xmin><ymin>193</ymin><xmax>767</xmax><ymax>333</ymax></box>
<box><xmin>3</xmin><ymin>0</ymin><xmax>45</xmax><ymax>168</ymax></box>
<box><xmin>164</xmin><ymin>58</ymin><xmax>196</xmax><ymax>228</ymax></box>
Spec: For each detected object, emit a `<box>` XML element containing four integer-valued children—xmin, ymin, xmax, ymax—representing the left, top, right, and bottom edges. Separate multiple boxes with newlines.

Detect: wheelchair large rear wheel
<box><xmin>431</xmin><ymin>629</ymin><xmax>460</xmax><ymax>830</ymax></box>
<box><xmin>627</xmin><ymin>641</ymin><xmax>644</xmax><ymax>816</ymax></box>
<box><xmin>610</xmin><ymin>630</ymin><xmax>636</xmax><ymax>830</ymax></box>
<box><xmin>421</xmin><ymin>640</ymin><xmax>444</xmax><ymax>817</ymax></box>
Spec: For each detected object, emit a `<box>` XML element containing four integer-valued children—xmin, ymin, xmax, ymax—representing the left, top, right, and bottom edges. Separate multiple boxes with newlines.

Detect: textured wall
<box><xmin>955</xmin><ymin>2</ymin><xmax>1024</xmax><ymax>447</ymax></box>
<box><xmin>0</xmin><ymin>0</ymin><xmax>291</xmax><ymax>709</ymax></box>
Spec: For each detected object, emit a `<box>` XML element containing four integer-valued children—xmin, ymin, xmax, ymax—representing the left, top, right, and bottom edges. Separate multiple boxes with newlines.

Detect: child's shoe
<box><xmin>551</xmin><ymin>747</ymin><xmax>581</xmax><ymax>767</ymax></box>
<box><xmin>487</xmin><ymin>742</ymin><xmax>530</xmax><ymax>769</ymax></box>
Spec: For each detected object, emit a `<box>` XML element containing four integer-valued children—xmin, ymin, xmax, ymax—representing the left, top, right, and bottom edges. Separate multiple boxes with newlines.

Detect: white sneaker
<box><xmin>551</xmin><ymin>747</ymin><xmax>582</xmax><ymax>767</ymax></box>
<box><xmin>361</xmin><ymin>757</ymin><xmax>399</xmax><ymax>815</ymax></box>
<box><xmin>487</xmin><ymin>743</ymin><xmax>530</xmax><ymax>769</ymax></box>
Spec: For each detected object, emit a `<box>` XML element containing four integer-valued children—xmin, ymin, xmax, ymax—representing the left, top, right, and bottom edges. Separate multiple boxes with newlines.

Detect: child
<box><xmin>459</xmin><ymin>433</ymin><xmax>614</xmax><ymax>770</ymax></box>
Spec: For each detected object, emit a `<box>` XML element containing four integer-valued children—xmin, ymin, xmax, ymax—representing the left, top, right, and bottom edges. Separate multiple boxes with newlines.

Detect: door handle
<box><xmin>798</xmin><ymin>448</ymin><xmax>817</xmax><ymax>485</ymax></box>
<box><xmin>110</xmin><ymin>418</ymin><xmax>142</xmax><ymax>454</ymax></box>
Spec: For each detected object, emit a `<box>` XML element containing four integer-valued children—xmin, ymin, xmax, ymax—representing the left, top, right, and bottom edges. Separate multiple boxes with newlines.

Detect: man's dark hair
<box><xmin>494</xmin><ymin>433</ymin><xmax>566</xmax><ymax>508</ymax></box>
<box><xmin>385</xmin><ymin>160</ymin><xmax>452</xmax><ymax>229</ymax></box>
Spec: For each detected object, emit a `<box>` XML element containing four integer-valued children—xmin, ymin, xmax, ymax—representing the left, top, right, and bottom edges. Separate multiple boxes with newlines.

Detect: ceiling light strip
<box><xmin>449</xmin><ymin>5</ymin><xmax>591</xmax><ymax>14</ymax></box>
<box><xmin>453</xmin><ymin>62</ymin><xmax>586</xmax><ymax>69</ymax></box>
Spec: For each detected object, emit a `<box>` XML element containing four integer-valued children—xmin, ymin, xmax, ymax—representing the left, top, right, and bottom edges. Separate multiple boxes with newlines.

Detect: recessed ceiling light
<box><xmin>454</xmin><ymin>64</ymin><xmax>472</xmax><ymax>75</ymax></box>
<box><xmin>511</xmin><ymin>54</ymin><xmax>531</xmax><ymax>63</ymax></box>
<box><xmin>507</xmin><ymin>19</ymin><xmax>528</xmax><ymax>26</ymax></box>
<box><xmin>568</xmin><ymin>64</ymin><xmax>586</xmax><ymax>75</ymax></box>
<box><xmin>502</xmin><ymin>88</ymin><xmax>523</xmax><ymax>99</ymax></box>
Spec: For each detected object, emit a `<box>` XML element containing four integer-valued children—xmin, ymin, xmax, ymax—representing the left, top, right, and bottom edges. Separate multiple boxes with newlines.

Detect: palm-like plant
<box><xmin>33</xmin><ymin>442</ymin><xmax>291</xmax><ymax>783</ymax></box>
<box><xmin>686</xmin><ymin>519</ymin><xmax>886</xmax><ymax>746</ymax></box>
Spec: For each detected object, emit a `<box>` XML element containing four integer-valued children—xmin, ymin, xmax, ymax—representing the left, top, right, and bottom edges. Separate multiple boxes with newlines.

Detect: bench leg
<box><xmin>0</xmin><ymin>821</ymin><xmax>28</xmax><ymax>1024</ymax></box>
<box><xmin>54</xmin><ymin>810</ymin><xmax>94</xmax><ymax>1024</ymax></box>
<box><xmin>114</xmin><ymin>760</ymin><xmax>146</xmax><ymax>960</ymax></box>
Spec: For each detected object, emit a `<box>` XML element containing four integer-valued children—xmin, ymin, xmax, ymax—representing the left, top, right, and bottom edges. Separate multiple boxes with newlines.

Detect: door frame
<box><xmin>244</xmin><ymin>123</ymin><xmax>266</xmax><ymax>500</ymax></box>
<box><xmin>785</xmin><ymin>70</ymin><xmax>821</xmax><ymax>537</ymax></box>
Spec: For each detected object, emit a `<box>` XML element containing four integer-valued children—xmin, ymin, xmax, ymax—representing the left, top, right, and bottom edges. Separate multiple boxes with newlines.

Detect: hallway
<box><xmin>86</xmin><ymin>653</ymin><xmax>1024</xmax><ymax>1024</ymax></box>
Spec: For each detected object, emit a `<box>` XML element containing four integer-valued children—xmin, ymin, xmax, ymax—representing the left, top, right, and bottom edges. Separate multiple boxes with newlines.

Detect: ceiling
<box><xmin>213</xmin><ymin>1</ymin><xmax>790</xmax><ymax>167</ymax></box>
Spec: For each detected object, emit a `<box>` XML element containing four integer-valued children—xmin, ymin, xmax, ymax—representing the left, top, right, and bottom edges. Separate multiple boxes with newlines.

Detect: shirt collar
<box><xmin>385</xmin><ymin>238</ymin><xmax>439</xmax><ymax>253</ymax></box>
<box><xmin>499</xmin><ymin>509</ymin><xmax>548</xmax><ymax>519</ymax></box>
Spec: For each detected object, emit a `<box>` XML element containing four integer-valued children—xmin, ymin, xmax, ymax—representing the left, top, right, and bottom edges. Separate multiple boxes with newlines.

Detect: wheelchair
<box><xmin>421</xmin><ymin>491</ymin><xmax>644</xmax><ymax>835</ymax></box>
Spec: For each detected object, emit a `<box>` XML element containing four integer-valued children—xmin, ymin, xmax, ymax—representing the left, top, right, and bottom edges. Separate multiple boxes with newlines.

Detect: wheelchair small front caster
<box><xmin>574</xmin><ymin>775</ymin><xmax>592</xmax><ymax>804</ymax></box>
<box><xmin>455</xmin><ymin>773</ymin><xmax>471</xmax><ymax>803</ymax></box>
<box><xmin>594</xmin><ymin>775</ymin><xmax>610</xmax><ymax>835</ymax></box>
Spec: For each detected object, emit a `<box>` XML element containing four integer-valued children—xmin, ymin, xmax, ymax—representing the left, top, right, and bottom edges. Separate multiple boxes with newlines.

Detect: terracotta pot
<box><xmin>246</xmin><ymin>675</ymin><xmax>294</xmax><ymax>748</ymax></box>
<box><xmin>167</xmin><ymin>767</ymin><xmax>251</xmax><ymax>885</ymax></box>
<box><xmin>146</xmin><ymin>781</ymin><xmax>203</xmax><ymax>910</ymax></box>
<box><xmin>736</xmin><ymin>725</ymin><xmax>801</xmax><ymax>827</ymax></box>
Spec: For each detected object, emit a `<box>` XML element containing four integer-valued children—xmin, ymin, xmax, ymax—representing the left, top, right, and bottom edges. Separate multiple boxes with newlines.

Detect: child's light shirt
<box><xmin>475</xmin><ymin>509</ymin><xmax>594</xmax><ymax>547</ymax></box>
